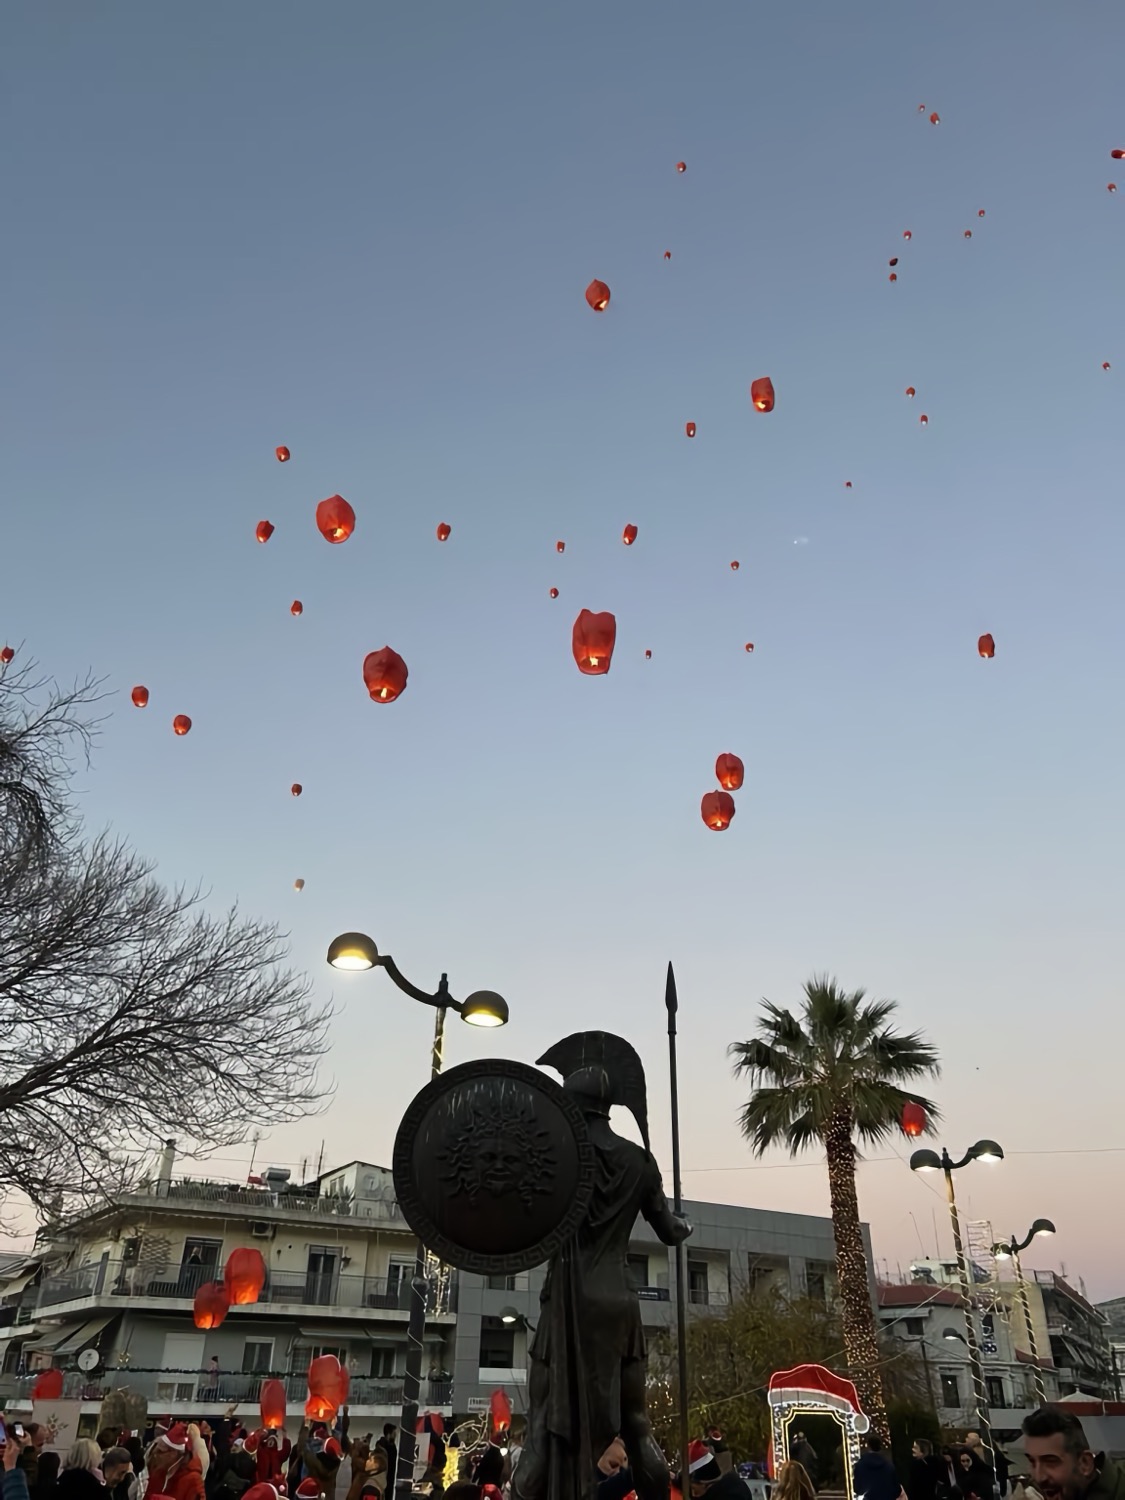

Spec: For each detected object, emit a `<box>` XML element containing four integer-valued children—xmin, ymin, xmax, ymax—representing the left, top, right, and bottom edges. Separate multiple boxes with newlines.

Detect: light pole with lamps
<box><xmin>910</xmin><ymin>1140</ymin><xmax>1004</xmax><ymax>1475</ymax></box>
<box><xmin>991</xmin><ymin>1220</ymin><xmax>1055</xmax><ymax>1408</ymax></box>
<box><xmin>327</xmin><ymin>932</ymin><xmax>509</xmax><ymax>1499</ymax></box>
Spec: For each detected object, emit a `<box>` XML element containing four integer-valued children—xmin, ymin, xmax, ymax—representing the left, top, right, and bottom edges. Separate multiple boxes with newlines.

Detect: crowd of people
<box><xmin>2</xmin><ymin>1407</ymin><xmax>1122</xmax><ymax>1500</ymax></box>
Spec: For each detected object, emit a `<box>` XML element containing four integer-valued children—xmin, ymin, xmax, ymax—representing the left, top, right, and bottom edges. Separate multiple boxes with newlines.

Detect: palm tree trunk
<box><xmin>824</xmin><ymin>1111</ymin><xmax>889</xmax><ymax>1441</ymax></box>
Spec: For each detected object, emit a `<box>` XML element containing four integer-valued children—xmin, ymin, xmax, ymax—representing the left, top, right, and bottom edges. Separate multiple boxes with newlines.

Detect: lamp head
<box><xmin>970</xmin><ymin>1139</ymin><xmax>1004</xmax><ymax>1164</ymax></box>
<box><xmin>498</xmin><ymin>1307</ymin><xmax>519</xmax><ymax>1325</ymax></box>
<box><xmin>1030</xmin><ymin>1218</ymin><xmax>1056</xmax><ymax>1239</ymax></box>
<box><xmin>909</xmin><ymin>1148</ymin><xmax>942</xmax><ymax>1174</ymax></box>
<box><xmin>460</xmin><ymin>990</ymin><xmax>509</xmax><ymax>1028</ymax></box>
<box><xmin>327</xmin><ymin>931</ymin><xmax>380</xmax><ymax>971</ymax></box>
<box><xmin>943</xmin><ymin>1328</ymin><xmax>967</xmax><ymax>1344</ymax></box>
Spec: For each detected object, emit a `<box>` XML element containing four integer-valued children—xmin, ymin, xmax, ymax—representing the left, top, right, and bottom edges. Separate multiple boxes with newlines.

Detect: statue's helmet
<box><xmin>562</xmin><ymin>1064</ymin><xmax>613</xmax><ymax>1115</ymax></box>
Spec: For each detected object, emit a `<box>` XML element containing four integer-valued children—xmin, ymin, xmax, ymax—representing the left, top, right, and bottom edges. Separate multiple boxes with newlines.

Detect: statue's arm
<box><xmin>640</xmin><ymin>1156</ymin><xmax>693</xmax><ymax>1246</ymax></box>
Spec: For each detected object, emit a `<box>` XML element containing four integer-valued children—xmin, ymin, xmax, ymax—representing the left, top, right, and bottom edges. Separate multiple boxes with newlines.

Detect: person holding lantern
<box><xmin>243</xmin><ymin>1434</ymin><xmax>291</xmax><ymax>1495</ymax></box>
<box><xmin>143</xmin><ymin>1425</ymin><xmax>206</xmax><ymax>1500</ymax></box>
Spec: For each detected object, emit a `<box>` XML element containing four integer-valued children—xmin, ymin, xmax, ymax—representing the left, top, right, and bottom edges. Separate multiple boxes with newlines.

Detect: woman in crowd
<box><xmin>56</xmin><ymin>1441</ymin><xmax>104</xmax><ymax>1500</ymax></box>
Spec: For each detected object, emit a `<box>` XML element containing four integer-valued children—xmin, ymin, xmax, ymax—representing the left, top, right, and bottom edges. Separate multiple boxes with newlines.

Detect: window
<box><xmin>292</xmin><ymin>1344</ymin><xmax>347</xmax><ymax>1370</ymax></box>
<box><xmin>940</xmin><ymin>1372</ymin><xmax>960</xmax><ymax>1407</ymax></box>
<box><xmin>986</xmin><ymin>1377</ymin><xmax>1006</xmax><ymax>1409</ymax></box>
<box><xmin>688</xmin><ymin>1262</ymin><xmax>709</xmax><ymax>1306</ymax></box>
<box><xmin>903</xmin><ymin>1318</ymin><xmax>925</xmax><ymax>1337</ymax></box>
<box><xmin>306</xmin><ymin>1247</ymin><xmax>340</xmax><ymax>1304</ymax></box>
<box><xmin>179</xmin><ymin>1237</ymin><xmax>222</xmax><ymax>1295</ymax></box>
<box><xmin>242</xmin><ymin>1341</ymin><xmax>273</xmax><ymax>1373</ymax></box>
<box><xmin>370</xmin><ymin>1347</ymin><xmax>400</xmax><ymax>1379</ymax></box>
<box><xmin>487</xmin><ymin>1274</ymin><xmax>516</xmax><ymax>1291</ymax></box>
<box><xmin>479</xmin><ymin>1317</ymin><xmax>515</xmax><ymax>1369</ymax></box>
<box><xmin>807</xmin><ymin>1269</ymin><xmax>827</xmax><ymax>1304</ymax></box>
<box><xmin>626</xmin><ymin>1255</ymin><xmax>649</xmax><ymax>1290</ymax></box>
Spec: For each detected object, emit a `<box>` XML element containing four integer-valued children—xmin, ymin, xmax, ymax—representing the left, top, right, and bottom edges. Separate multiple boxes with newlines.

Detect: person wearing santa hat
<box><xmin>676</xmin><ymin>1442</ymin><xmax>751</xmax><ymax>1500</ymax></box>
<box><xmin>243</xmin><ymin>1432</ymin><xmax>292</xmax><ymax>1492</ymax></box>
<box><xmin>143</xmin><ymin>1425</ymin><xmax>206</xmax><ymax>1500</ymax></box>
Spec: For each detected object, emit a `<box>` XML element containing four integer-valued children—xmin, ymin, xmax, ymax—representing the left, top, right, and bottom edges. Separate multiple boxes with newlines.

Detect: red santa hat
<box><xmin>687</xmin><ymin>1441</ymin><xmax>721</xmax><ymax>1483</ymax></box>
<box><xmin>160</xmin><ymin>1424</ymin><xmax>190</xmax><ymax>1452</ymax></box>
<box><xmin>324</xmin><ymin>1439</ymin><xmax>343</xmax><ymax>1461</ymax></box>
<box><xmin>243</xmin><ymin>1487</ymin><xmax>280</xmax><ymax>1500</ymax></box>
<box><xmin>296</xmin><ymin>1482</ymin><xmax>322</xmax><ymax>1499</ymax></box>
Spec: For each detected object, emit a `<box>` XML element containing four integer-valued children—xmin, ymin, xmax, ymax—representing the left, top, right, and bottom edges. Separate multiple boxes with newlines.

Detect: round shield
<box><xmin>393</xmin><ymin>1058</ymin><xmax>595</xmax><ymax>1274</ymax></box>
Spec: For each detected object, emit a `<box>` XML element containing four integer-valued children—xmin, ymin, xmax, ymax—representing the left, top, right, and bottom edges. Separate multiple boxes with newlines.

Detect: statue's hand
<box><xmin>674</xmin><ymin>1215</ymin><xmax>694</xmax><ymax>1242</ymax></box>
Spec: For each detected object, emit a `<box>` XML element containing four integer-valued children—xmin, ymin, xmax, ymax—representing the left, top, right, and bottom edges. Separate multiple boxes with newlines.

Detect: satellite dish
<box><xmin>77</xmin><ymin>1349</ymin><xmax>100</xmax><ymax>1373</ymax></box>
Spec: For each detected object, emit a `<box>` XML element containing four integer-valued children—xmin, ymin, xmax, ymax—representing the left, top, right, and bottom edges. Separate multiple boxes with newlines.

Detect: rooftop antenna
<box><xmin>248</xmin><ymin>1130</ymin><xmax>263</xmax><ymax>1177</ymax></box>
<box><xmin>315</xmin><ymin>1140</ymin><xmax>326</xmax><ymax>1178</ymax></box>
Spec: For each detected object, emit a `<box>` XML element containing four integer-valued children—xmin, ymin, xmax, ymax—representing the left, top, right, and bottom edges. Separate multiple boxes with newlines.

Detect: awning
<box><xmin>0</xmin><ymin>1269</ymin><xmax>40</xmax><ymax>1298</ymax></box>
<box><xmin>53</xmin><ymin>1315</ymin><xmax>116</xmax><ymax>1355</ymax></box>
<box><xmin>24</xmin><ymin>1323</ymin><xmax>91</xmax><ymax>1352</ymax></box>
<box><xmin>297</xmin><ymin>1325</ymin><xmax>379</xmax><ymax>1341</ymax></box>
<box><xmin>0</xmin><ymin>1325</ymin><xmax>38</xmax><ymax>1345</ymax></box>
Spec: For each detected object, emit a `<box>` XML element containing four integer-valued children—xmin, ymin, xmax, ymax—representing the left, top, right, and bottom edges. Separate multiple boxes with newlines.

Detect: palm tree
<box><xmin>729</xmin><ymin>976</ymin><xmax>940</xmax><ymax>1440</ymax></box>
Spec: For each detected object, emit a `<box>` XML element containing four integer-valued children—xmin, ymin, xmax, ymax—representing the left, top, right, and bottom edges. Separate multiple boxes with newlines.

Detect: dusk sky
<box><xmin>4</xmin><ymin>3</ymin><xmax>1124</xmax><ymax>1299</ymax></box>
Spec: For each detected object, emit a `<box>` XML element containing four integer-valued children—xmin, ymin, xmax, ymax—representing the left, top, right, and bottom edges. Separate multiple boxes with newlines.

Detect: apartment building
<box><xmin>0</xmin><ymin>1150</ymin><xmax>453</xmax><ymax>1436</ymax></box>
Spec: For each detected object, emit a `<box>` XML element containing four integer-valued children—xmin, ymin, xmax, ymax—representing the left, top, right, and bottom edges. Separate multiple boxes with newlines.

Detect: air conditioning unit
<box><xmin>250</xmin><ymin>1222</ymin><xmax>275</xmax><ymax>1241</ymax></box>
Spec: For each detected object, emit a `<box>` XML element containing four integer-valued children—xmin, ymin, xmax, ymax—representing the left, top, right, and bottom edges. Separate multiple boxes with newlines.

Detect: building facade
<box><xmin>1</xmin><ymin>1151</ymin><xmax>866</xmax><ymax>1436</ymax></box>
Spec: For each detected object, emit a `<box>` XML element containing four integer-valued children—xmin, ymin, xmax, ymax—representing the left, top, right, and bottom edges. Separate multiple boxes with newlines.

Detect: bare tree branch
<box><xmin>0</xmin><ymin>664</ymin><xmax>333</xmax><ymax>1213</ymax></box>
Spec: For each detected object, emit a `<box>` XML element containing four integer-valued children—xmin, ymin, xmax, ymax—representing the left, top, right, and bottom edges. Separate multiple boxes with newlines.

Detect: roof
<box><xmin>878</xmin><ymin>1283</ymin><xmax>961</xmax><ymax>1308</ymax></box>
<box><xmin>313</xmin><ymin>1161</ymin><xmax>389</xmax><ymax>1185</ymax></box>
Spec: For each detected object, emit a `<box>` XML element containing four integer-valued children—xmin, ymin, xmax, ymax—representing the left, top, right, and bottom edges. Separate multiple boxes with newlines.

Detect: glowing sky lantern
<box><xmin>929</xmin><ymin>112</ymin><xmax>940</xmax><ymax>125</ymax></box>
<box><xmin>1103</xmin><ymin>362</ymin><xmax>1111</xmax><ymax>371</ymax></box>
<box><xmin>293</xmin><ymin>879</ymin><xmax>305</xmax><ymax>892</ymax></box>
<box><xmin>663</xmin><ymin>250</ymin><xmax>672</xmax><ymax>260</ymax></box>
<box><xmin>845</xmin><ymin>481</ymin><xmax>852</xmax><ymax>489</ymax></box>
<box><xmin>744</xmin><ymin>643</ymin><xmax>754</xmax><ymax>653</ymax></box>
<box><xmin>715</xmin><ymin>753</ymin><xmax>745</xmax><ymax>791</ymax></box>
<box><xmin>275</xmin><ymin>446</ymin><xmax>290</xmax><ymax>462</ymax></box>
<box><xmin>260</xmin><ymin>1378</ymin><xmax>287</xmax><ymax>1432</ymax></box>
<box><xmin>750</xmin><ymin>377</ymin><xmax>775</xmax><ymax>413</ymax></box>
<box><xmin>905</xmin><ymin>386</ymin><xmax>915</xmax><ymax>398</ymax></box>
<box><xmin>291</xmin><ymin>600</ymin><xmax>303</xmax><ymax>616</ymax></box>
<box><xmin>308</xmin><ymin>1354</ymin><xmax>348</xmax><ymax>1412</ymax></box>
<box><xmin>256</xmin><ymin>520</ymin><xmax>275</xmax><ymax>543</ymax></box>
<box><xmin>224</xmin><ymin>1246</ymin><xmax>267</xmax><ymax>1305</ymax></box>
<box><xmin>964</xmin><ymin>230</ymin><xmax>972</xmax><ymax>239</ymax></box>
<box><xmin>315</xmin><ymin>494</ymin><xmax>355</xmax><ymax>544</ymax></box>
<box><xmin>173</xmin><ymin>714</ymin><xmax>192</xmax><ymax>736</ymax></box>
<box><xmin>888</xmin><ymin>257</ymin><xmax>898</xmax><ymax>267</ymax></box>
<box><xmin>291</xmin><ymin>783</ymin><xmax>302</xmax><ymax>797</ymax></box>
<box><xmin>701</xmin><ymin>791</ymin><xmax>736</xmax><ymax>831</ymax></box>
<box><xmin>685</xmin><ymin>421</ymin><xmax>696</xmax><ymax>437</ymax></box>
<box><xmin>978</xmin><ymin>633</ymin><xmax>996</xmax><ymax>659</ymax></box>
<box><xmin>918</xmin><ymin>104</ymin><xmax>926</xmax><ymax>113</ymax></box>
<box><xmin>1113</xmin><ymin>151</ymin><xmax>1125</xmax><ymax>160</ymax></box>
<box><xmin>556</xmin><ymin>540</ymin><xmax>566</xmax><ymax>554</ymax></box>
<box><xmin>549</xmin><ymin>587</ymin><xmax>559</xmax><ymax>599</ymax></box>
<box><xmin>978</xmin><ymin>208</ymin><xmax>986</xmax><ymax>217</ymax></box>
<box><xmin>193</xmin><ymin>1281</ymin><xmax>230</xmax><ymax>1330</ymax></box>
<box><xmin>919</xmin><ymin>414</ymin><xmax>929</xmax><ymax>426</ymax></box>
<box><xmin>436</xmin><ymin>522</ymin><xmax>452</xmax><ymax>541</ymax></box>
<box><xmin>622</xmin><ymin>524</ymin><xmax>638</xmax><ymax>545</ymax></box>
<box><xmin>572</xmin><ymin>609</ymin><xmax>617</xmax><ymax>676</ymax></box>
<box><xmin>1109</xmin><ymin>183</ymin><xmax>1118</xmax><ymax>193</ymax></box>
<box><xmin>363</xmin><ymin>647</ymin><xmax>409</xmax><ymax>703</ymax></box>
<box><xmin>889</xmin><ymin>273</ymin><xmax>897</xmax><ymax>283</ymax></box>
<box><xmin>644</xmin><ymin>649</ymin><xmax>652</xmax><ymax>659</ymax></box>
<box><xmin>675</xmin><ymin>161</ymin><xmax>687</xmax><ymax>173</ymax></box>
<box><xmin>0</xmin><ymin>647</ymin><xmax>13</xmax><ymax>665</ymax></box>
<box><xmin>903</xmin><ymin>230</ymin><xmax>912</xmax><ymax>240</ymax></box>
<box><xmin>902</xmin><ymin>1101</ymin><xmax>927</xmax><ymax>1138</ymax></box>
<box><xmin>585</xmin><ymin>279</ymin><xmax>610</xmax><ymax>312</ymax></box>
<box><xmin>131</xmin><ymin>685</ymin><xmax>149</xmax><ymax>708</ymax></box>
<box><xmin>730</xmin><ymin>561</ymin><xmax>740</xmax><ymax>572</ymax></box>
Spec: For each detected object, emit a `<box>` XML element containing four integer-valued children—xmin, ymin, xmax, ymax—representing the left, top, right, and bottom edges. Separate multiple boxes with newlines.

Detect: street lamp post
<box><xmin>910</xmin><ymin>1140</ymin><xmax>1004</xmax><ymax>1475</ymax></box>
<box><xmin>992</xmin><ymin>1220</ymin><xmax>1056</xmax><ymax>1408</ymax></box>
<box><xmin>327</xmin><ymin>932</ymin><xmax>509</xmax><ymax>1500</ymax></box>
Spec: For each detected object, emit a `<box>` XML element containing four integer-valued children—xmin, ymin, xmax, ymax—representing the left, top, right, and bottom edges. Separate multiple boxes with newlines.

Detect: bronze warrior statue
<box><xmin>514</xmin><ymin>1032</ymin><xmax>693</xmax><ymax>1500</ymax></box>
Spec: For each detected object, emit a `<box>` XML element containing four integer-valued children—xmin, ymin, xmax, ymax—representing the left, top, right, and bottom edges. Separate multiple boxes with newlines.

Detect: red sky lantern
<box><xmin>701</xmin><ymin>791</ymin><xmax>736</xmax><ymax>831</ymax></box>
<box><xmin>556</xmin><ymin>540</ymin><xmax>566</xmax><ymax>554</ymax></box>
<box><xmin>1113</xmin><ymin>150</ymin><xmax>1125</xmax><ymax>160</ymax></box>
<box><xmin>685</xmin><ymin>421</ymin><xmax>696</xmax><ymax>437</ymax></box>
<box><xmin>978</xmin><ymin>209</ymin><xmax>986</xmax><ymax>217</ymax></box>
<box><xmin>905</xmin><ymin>386</ymin><xmax>915</xmax><ymax>398</ymax></box>
<box><xmin>363</xmin><ymin>646</ymin><xmax>409</xmax><ymax>703</ymax></box>
<box><xmin>316</xmin><ymin>494</ymin><xmax>355</xmax><ymax>544</ymax></box>
<box><xmin>490</xmin><ymin>1388</ymin><xmax>512</xmax><ymax>1438</ymax></box>
<box><xmin>730</xmin><ymin>561</ymin><xmax>740</xmax><ymax>572</ymax></box>
<box><xmin>978</xmin><ymin>633</ymin><xmax>996</xmax><ymax>659</ymax></box>
<box><xmin>902</xmin><ymin>1101</ymin><xmax>927</xmax><ymax>1138</ymax></box>
<box><xmin>675</xmin><ymin>161</ymin><xmax>687</xmax><ymax>173</ymax></box>
<box><xmin>889</xmin><ymin>273</ymin><xmax>897</xmax><ymax>283</ymax></box>
<box><xmin>294</xmin><ymin>878</ymin><xmax>305</xmax><ymax>892</ymax></box>
<box><xmin>275</xmin><ymin>446</ymin><xmax>290</xmax><ymax>463</ymax></box>
<box><xmin>715</xmin><ymin>753</ymin><xmax>745</xmax><ymax>791</ymax></box>
<box><xmin>845</xmin><ymin>481</ymin><xmax>853</xmax><ymax>489</ymax></box>
<box><xmin>193</xmin><ymin>1281</ymin><xmax>230</xmax><ymax>1330</ymax></box>
<box><xmin>436</xmin><ymin>522</ymin><xmax>452</xmax><ymax>541</ymax></box>
<box><xmin>744</xmin><ymin>643</ymin><xmax>754</xmax><ymax>653</ymax></box>
<box><xmin>1103</xmin><ymin>362</ymin><xmax>1111</xmax><ymax>371</ymax></box>
<box><xmin>291</xmin><ymin>600</ymin><xmax>303</xmax><ymax>616</ymax></box>
<box><xmin>889</xmin><ymin>257</ymin><xmax>898</xmax><ymax>267</ymax></box>
<box><xmin>308</xmin><ymin>1354</ymin><xmax>348</xmax><ymax>1411</ymax></box>
<box><xmin>225</xmin><ymin>1247</ymin><xmax>267</xmax><ymax>1305</ymax></box>
<box><xmin>172</xmin><ymin>714</ymin><xmax>192</xmax><ymax>736</ymax></box>
<box><xmin>256</xmin><ymin>520</ymin><xmax>275</xmax><ymax>544</ymax></box>
<box><xmin>919</xmin><ymin>414</ymin><xmax>929</xmax><ymax>426</ymax></box>
<box><xmin>751</xmin><ymin>377</ymin><xmax>775</xmax><ymax>412</ymax></box>
<box><xmin>585</xmin><ymin>279</ymin><xmax>610</xmax><ymax>312</ymax></box>
<box><xmin>964</xmin><ymin>230</ymin><xmax>973</xmax><ymax>239</ymax></box>
<box><xmin>917</xmin><ymin>104</ymin><xmax>926</xmax><ymax>113</ymax></box>
<box><xmin>291</xmin><ymin>783</ymin><xmax>302</xmax><ymax>797</ymax></box>
<box><xmin>260</xmin><ymin>1378</ymin><xmax>287</xmax><ymax>1431</ymax></box>
<box><xmin>131</xmin><ymin>685</ymin><xmax>149</xmax><ymax>708</ymax></box>
<box><xmin>622</xmin><ymin>524</ymin><xmax>638</xmax><ymax>546</ymax></box>
<box><xmin>305</xmin><ymin>1393</ymin><xmax>336</xmax><ymax>1423</ymax></box>
<box><xmin>644</xmin><ymin>649</ymin><xmax>652</xmax><ymax>659</ymax></box>
<box><xmin>1109</xmin><ymin>183</ymin><xmax>1118</xmax><ymax>193</ymax></box>
<box><xmin>549</xmin><ymin>588</ymin><xmax>559</xmax><ymax>599</ymax></box>
<box><xmin>663</xmin><ymin>250</ymin><xmax>672</xmax><ymax>260</ymax></box>
<box><xmin>929</xmin><ymin>112</ymin><xmax>940</xmax><ymax>125</ymax></box>
<box><xmin>572</xmin><ymin>609</ymin><xmax>617</xmax><ymax>676</ymax></box>
<box><xmin>0</xmin><ymin>647</ymin><xmax>13</xmax><ymax>664</ymax></box>
<box><xmin>903</xmin><ymin>230</ymin><xmax>912</xmax><ymax>240</ymax></box>
<box><xmin>31</xmin><ymin>1369</ymin><xmax>64</xmax><ymax>1401</ymax></box>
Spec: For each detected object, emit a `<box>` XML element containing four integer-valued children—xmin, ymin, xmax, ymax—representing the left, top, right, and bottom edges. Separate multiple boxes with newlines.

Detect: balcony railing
<box><xmin>37</xmin><ymin>1262</ymin><xmax>457</xmax><ymax>1315</ymax></box>
<box><xmin>0</xmin><ymin>1368</ymin><xmax>452</xmax><ymax>1408</ymax></box>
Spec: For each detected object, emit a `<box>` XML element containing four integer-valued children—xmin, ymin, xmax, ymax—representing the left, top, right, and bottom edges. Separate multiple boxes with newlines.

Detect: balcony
<box><xmin>0</xmin><ymin>1368</ymin><xmax>452</xmax><ymax>1410</ymax></box>
<box><xmin>36</xmin><ymin>1261</ymin><xmax>457</xmax><ymax>1318</ymax></box>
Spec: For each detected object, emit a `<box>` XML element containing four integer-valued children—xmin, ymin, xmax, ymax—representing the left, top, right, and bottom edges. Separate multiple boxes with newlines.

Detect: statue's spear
<box><xmin>665</xmin><ymin>961</ymin><xmax>691</xmax><ymax>1495</ymax></box>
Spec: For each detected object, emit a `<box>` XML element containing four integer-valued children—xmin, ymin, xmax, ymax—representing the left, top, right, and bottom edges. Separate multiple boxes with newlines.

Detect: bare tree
<box><xmin>0</xmin><ymin>655</ymin><xmax>332</xmax><ymax>1211</ymax></box>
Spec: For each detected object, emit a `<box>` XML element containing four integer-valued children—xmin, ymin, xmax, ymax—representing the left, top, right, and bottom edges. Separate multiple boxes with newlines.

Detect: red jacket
<box><xmin>246</xmin><ymin>1431</ymin><xmax>292</xmax><ymax>1487</ymax></box>
<box><xmin>148</xmin><ymin>1454</ymin><xmax>205</xmax><ymax>1500</ymax></box>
